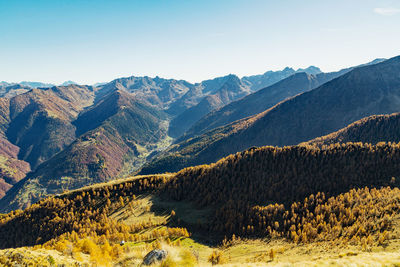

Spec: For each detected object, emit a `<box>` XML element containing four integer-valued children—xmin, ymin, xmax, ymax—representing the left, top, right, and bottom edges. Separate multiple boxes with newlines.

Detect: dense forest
<box><xmin>2</xmin><ymin>142</ymin><xmax>400</xmax><ymax>255</ymax></box>
<box><xmin>161</xmin><ymin>142</ymin><xmax>400</xmax><ymax>237</ymax></box>
<box><xmin>0</xmin><ymin>175</ymin><xmax>187</xmax><ymax>250</ymax></box>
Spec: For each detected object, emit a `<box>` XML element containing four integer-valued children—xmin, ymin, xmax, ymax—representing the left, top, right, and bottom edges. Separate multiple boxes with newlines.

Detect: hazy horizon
<box><xmin>0</xmin><ymin>60</ymin><xmax>386</xmax><ymax>86</ymax></box>
<box><xmin>1</xmin><ymin>0</ymin><xmax>399</xmax><ymax>84</ymax></box>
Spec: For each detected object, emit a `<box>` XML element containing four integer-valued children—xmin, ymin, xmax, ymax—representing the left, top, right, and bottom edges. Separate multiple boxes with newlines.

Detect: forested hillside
<box><xmin>2</xmin><ymin>142</ymin><xmax>400</xmax><ymax>260</ymax></box>
<box><xmin>0</xmin><ymin>85</ymin><xmax>97</xmax><ymax>199</ymax></box>
<box><xmin>0</xmin><ymin>137</ymin><xmax>30</xmax><ymax>198</ymax></box>
<box><xmin>4</xmin><ymin>85</ymin><xmax>96</xmax><ymax>169</ymax></box>
<box><xmin>0</xmin><ymin>90</ymin><xmax>170</xmax><ymax>212</ymax></box>
<box><xmin>161</xmin><ymin>142</ymin><xmax>400</xmax><ymax>237</ymax></box>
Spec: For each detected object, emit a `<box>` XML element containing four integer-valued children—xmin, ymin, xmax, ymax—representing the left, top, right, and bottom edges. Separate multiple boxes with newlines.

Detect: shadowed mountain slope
<box><xmin>0</xmin><ymin>98</ymin><xmax>10</xmax><ymax>135</ymax></box>
<box><xmin>166</xmin><ymin>67</ymin><xmax>324</xmax><ymax>119</ymax></box>
<box><xmin>182</xmin><ymin>59</ymin><xmax>387</xmax><ymax>140</ymax></box>
<box><xmin>302</xmin><ymin>112</ymin><xmax>400</xmax><ymax>147</ymax></box>
<box><xmin>182</xmin><ymin>73</ymin><xmax>325</xmax><ymax>140</ymax></box>
<box><xmin>140</xmin><ymin>56</ymin><xmax>400</xmax><ymax>174</ymax></box>
<box><xmin>166</xmin><ymin>75</ymin><xmax>236</xmax><ymax>116</ymax></box>
<box><xmin>168</xmin><ymin>75</ymin><xmax>251</xmax><ymax>137</ymax></box>
<box><xmin>234</xmin><ymin>56</ymin><xmax>400</xmax><ymax>147</ymax></box>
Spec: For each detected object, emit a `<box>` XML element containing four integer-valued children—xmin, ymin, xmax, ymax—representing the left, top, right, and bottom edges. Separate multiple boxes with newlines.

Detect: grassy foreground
<box><xmin>2</xmin><ymin>237</ymin><xmax>400</xmax><ymax>266</ymax></box>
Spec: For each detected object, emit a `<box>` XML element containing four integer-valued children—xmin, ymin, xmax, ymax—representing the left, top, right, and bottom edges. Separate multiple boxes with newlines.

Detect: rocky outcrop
<box><xmin>142</xmin><ymin>249</ymin><xmax>168</xmax><ymax>265</ymax></box>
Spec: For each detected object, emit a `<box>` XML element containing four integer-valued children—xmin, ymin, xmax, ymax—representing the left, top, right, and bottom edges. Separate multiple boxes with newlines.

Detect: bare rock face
<box><xmin>142</xmin><ymin>249</ymin><xmax>168</xmax><ymax>265</ymax></box>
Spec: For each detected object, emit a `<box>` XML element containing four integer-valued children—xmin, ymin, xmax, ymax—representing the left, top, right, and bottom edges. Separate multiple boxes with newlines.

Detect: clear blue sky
<box><xmin>0</xmin><ymin>0</ymin><xmax>399</xmax><ymax>84</ymax></box>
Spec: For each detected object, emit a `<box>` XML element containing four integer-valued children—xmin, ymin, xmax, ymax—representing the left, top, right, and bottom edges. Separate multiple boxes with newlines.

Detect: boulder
<box><xmin>142</xmin><ymin>249</ymin><xmax>168</xmax><ymax>265</ymax></box>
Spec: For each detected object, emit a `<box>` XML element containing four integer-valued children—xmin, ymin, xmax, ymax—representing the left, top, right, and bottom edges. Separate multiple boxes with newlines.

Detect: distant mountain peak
<box><xmin>297</xmin><ymin>66</ymin><xmax>322</xmax><ymax>75</ymax></box>
<box><xmin>218</xmin><ymin>75</ymin><xmax>245</xmax><ymax>93</ymax></box>
<box><xmin>60</xmin><ymin>80</ymin><xmax>78</xmax><ymax>86</ymax></box>
<box><xmin>282</xmin><ymin>67</ymin><xmax>295</xmax><ymax>72</ymax></box>
<box><xmin>224</xmin><ymin>74</ymin><xmax>240</xmax><ymax>82</ymax></box>
<box><xmin>19</xmin><ymin>81</ymin><xmax>55</xmax><ymax>88</ymax></box>
<box><xmin>363</xmin><ymin>58</ymin><xmax>387</xmax><ymax>66</ymax></box>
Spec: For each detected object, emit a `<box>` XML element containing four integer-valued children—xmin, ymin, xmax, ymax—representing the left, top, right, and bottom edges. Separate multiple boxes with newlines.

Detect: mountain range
<box><xmin>180</xmin><ymin>59</ymin><xmax>386</xmax><ymax>140</ymax></box>
<box><xmin>1</xmin><ymin>81</ymin><xmax>79</xmax><ymax>91</ymax></box>
<box><xmin>0</xmin><ymin>57</ymin><xmax>393</xmax><ymax>212</ymax></box>
<box><xmin>0</xmin><ymin>89</ymin><xmax>169</xmax><ymax>211</ymax></box>
<box><xmin>168</xmin><ymin>66</ymin><xmax>328</xmax><ymax>137</ymax></box>
<box><xmin>4</xmin><ymin>55</ymin><xmax>400</xmax><ymax>265</ymax></box>
<box><xmin>140</xmin><ymin>56</ymin><xmax>399</xmax><ymax>174</ymax></box>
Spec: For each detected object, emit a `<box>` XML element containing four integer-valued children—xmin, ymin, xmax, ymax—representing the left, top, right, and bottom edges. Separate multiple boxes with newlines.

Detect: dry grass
<box><xmin>3</xmin><ymin>238</ymin><xmax>400</xmax><ymax>266</ymax></box>
<box><xmin>0</xmin><ymin>247</ymin><xmax>90</xmax><ymax>266</ymax></box>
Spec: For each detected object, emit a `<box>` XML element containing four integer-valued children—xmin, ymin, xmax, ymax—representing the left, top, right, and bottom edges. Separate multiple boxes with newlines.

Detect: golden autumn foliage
<box><xmin>162</xmin><ymin>142</ymin><xmax>400</xmax><ymax>241</ymax></box>
<box><xmin>0</xmin><ymin>175</ymin><xmax>188</xmax><ymax>250</ymax></box>
<box><xmin>208</xmin><ymin>250</ymin><xmax>227</xmax><ymax>265</ymax></box>
<box><xmin>2</xmin><ymin>141</ymin><xmax>400</xmax><ymax>257</ymax></box>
